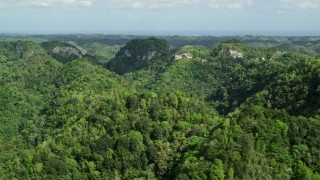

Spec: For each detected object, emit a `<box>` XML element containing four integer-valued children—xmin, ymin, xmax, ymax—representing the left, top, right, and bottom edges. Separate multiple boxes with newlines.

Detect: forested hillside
<box><xmin>1</xmin><ymin>37</ymin><xmax>320</xmax><ymax>179</ymax></box>
<box><xmin>2</xmin><ymin>34</ymin><xmax>320</xmax><ymax>57</ymax></box>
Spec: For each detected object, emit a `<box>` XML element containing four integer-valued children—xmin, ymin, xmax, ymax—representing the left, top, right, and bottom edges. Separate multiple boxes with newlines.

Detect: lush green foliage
<box><xmin>1</xmin><ymin>37</ymin><xmax>320</xmax><ymax>179</ymax></box>
<box><xmin>83</xmin><ymin>43</ymin><xmax>121</xmax><ymax>65</ymax></box>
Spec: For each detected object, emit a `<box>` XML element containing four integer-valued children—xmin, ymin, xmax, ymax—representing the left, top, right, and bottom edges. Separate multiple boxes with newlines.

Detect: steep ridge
<box><xmin>41</xmin><ymin>41</ymin><xmax>86</xmax><ymax>63</ymax></box>
<box><xmin>107</xmin><ymin>38</ymin><xmax>172</xmax><ymax>74</ymax></box>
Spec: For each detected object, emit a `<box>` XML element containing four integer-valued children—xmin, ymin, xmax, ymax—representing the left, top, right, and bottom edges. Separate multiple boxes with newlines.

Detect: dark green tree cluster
<box><xmin>107</xmin><ymin>38</ymin><xmax>172</xmax><ymax>75</ymax></box>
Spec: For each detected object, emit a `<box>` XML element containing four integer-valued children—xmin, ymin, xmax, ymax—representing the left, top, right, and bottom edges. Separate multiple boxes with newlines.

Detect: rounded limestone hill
<box><xmin>41</xmin><ymin>41</ymin><xmax>86</xmax><ymax>63</ymax></box>
<box><xmin>106</xmin><ymin>38</ymin><xmax>172</xmax><ymax>75</ymax></box>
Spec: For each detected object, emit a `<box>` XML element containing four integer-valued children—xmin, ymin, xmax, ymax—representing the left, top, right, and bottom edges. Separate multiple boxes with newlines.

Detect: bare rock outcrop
<box><xmin>174</xmin><ymin>53</ymin><xmax>193</xmax><ymax>61</ymax></box>
<box><xmin>53</xmin><ymin>46</ymin><xmax>83</xmax><ymax>58</ymax></box>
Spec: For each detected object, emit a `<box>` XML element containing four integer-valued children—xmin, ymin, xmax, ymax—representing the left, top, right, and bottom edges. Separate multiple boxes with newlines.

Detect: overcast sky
<box><xmin>0</xmin><ymin>0</ymin><xmax>319</xmax><ymax>35</ymax></box>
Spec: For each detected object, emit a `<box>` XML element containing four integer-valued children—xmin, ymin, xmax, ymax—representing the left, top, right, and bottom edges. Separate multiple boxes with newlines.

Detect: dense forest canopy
<box><xmin>0</xmin><ymin>35</ymin><xmax>320</xmax><ymax>179</ymax></box>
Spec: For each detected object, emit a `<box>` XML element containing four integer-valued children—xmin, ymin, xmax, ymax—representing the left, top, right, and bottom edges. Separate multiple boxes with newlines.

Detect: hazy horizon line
<box><xmin>1</xmin><ymin>31</ymin><xmax>320</xmax><ymax>37</ymax></box>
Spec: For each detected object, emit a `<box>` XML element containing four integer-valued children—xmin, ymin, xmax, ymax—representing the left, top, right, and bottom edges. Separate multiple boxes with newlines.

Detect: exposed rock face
<box><xmin>228</xmin><ymin>49</ymin><xmax>243</xmax><ymax>58</ymax></box>
<box><xmin>15</xmin><ymin>44</ymin><xmax>35</xmax><ymax>58</ymax></box>
<box><xmin>124</xmin><ymin>50</ymin><xmax>159</xmax><ymax>61</ymax></box>
<box><xmin>174</xmin><ymin>53</ymin><xmax>193</xmax><ymax>61</ymax></box>
<box><xmin>107</xmin><ymin>38</ymin><xmax>171</xmax><ymax>75</ymax></box>
<box><xmin>271</xmin><ymin>51</ymin><xmax>286</xmax><ymax>60</ymax></box>
<box><xmin>53</xmin><ymin>46</ymin><xmax>83</xmax><ymax>58</ymax></box>
<box><xmin>124</xmin><ymin>50</ymin><xmax>132</xmax><ymax>57</ymax></box>
<box><xmin>15</xmin><ymin>45</ymin><xmax>24</xmax><ymax>56</ymax></box>
<box><xmin>200</xmin><ymin>59</ymin><xmax>208</xmax><ymax>63</ymax></box>
<box><xmin>142</xmin><ymin>51</ymin><xmax>158</xmax><ymax>60</ymax></box>
<box><xmin>218</xmin><ymin>48</ymin><xmax>244</xmax><ymax>59</ymax></box>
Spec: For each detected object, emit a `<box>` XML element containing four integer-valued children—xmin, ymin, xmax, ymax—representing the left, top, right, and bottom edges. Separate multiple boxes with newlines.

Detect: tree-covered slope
<box><xmin>0</xmin><ymin>41</ymin><xmax>62</xmax><ymax>144</ymax></box>
<box><xmin>82</xmin><ymin>43</ymin><xmax>122</xmax><ymax>65</ymax></box>
<box><xmin>133</xmin><ymin>42</ymin><xmax>282</xmax><ymax>114</ymax></box>
<box><xmin>1</xmin><ymin>38</ymin><xmax>320</xmax><ymax>179</ymax></box>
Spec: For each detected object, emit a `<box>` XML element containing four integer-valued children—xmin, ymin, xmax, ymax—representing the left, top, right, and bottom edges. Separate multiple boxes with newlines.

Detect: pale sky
<box><xmin>0</xmin><ymin>0</ymin><xmax>319</xmax><ymax>35</ymax></box>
